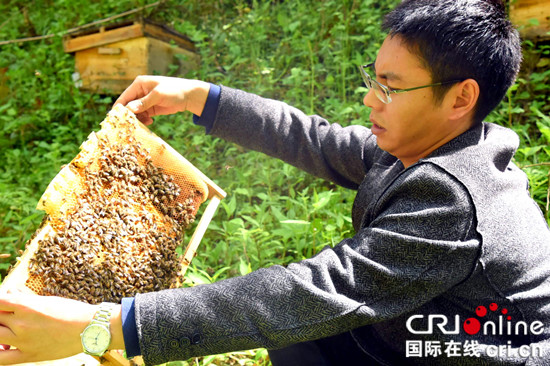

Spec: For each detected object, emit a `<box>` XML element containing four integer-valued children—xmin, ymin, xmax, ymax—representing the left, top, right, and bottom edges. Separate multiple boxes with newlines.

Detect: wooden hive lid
<box><xmin>63</xmin><ymin>18</ymin><xmax>196</xmax><ymax>53</ymax></box>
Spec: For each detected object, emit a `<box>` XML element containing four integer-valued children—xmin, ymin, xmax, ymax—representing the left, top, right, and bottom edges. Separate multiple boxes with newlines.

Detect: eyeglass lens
<box><xmin>360</xmin><ymin>67</ymin><xmax>390</xmax><ymax>103</ymax></box>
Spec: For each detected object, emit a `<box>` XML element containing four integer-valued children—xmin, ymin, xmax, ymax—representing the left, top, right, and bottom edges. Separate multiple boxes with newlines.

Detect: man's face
<box><xmin>363</xmin><ymin>35</ymin><xmax>458</xmax><ymax>167</ymax></box>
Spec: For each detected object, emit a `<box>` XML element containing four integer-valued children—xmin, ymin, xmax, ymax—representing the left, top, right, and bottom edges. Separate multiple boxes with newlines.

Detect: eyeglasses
<box><xmin>359</xmin><ymin>63</ymin><xmax>462</xmax><ymax>104</ymax></box>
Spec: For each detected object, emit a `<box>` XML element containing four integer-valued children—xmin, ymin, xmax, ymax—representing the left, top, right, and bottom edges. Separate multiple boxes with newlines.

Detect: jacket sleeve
<box><xmin>205</xmin><ymin>86</ymin><xmax>378</xmax><ymax>189</ymax></box>
<box><xmin>133</xmin><ymin>163</ymin><xmax>481</xmax><ymax>365</ymax></box>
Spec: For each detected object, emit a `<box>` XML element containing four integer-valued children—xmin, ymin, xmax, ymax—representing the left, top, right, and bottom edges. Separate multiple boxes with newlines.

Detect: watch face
<box><xmin>82</xmin><ymin>324</ymin><xmax>111</xmax><ymax>355</ymax></box>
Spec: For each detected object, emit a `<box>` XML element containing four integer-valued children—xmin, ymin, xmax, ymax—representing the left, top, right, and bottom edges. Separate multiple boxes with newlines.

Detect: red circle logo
<box><xmin>463</xmin><ymin>318</ymin><xmax>481</xmax><ymax>335</ymax></box>
<box><xmin>476</xmin><ymin>306</ymin><xmax>487</xmax><ymax>317</ymax></box>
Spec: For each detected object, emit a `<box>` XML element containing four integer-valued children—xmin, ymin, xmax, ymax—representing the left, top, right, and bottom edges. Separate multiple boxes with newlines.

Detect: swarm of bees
<box><xmin>22</xmin><ymin>106</ymin><xmax>204</xmax><ymax>304</ymax></box>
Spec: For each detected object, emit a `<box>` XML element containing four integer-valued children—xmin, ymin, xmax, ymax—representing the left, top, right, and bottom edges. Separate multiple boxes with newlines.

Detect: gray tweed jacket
<box><xmin>133</xmin><ymin>86</ymin><xmax>550</xmax><ymax>365</ymax></box>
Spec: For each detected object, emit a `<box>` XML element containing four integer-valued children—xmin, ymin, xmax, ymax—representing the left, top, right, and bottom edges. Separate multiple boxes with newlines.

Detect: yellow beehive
<box><xmin>63</xmin><ymin>19</ymin><xmax>200</xmax><ymax>94</ymax></box>
<box><xmin>509</xmin><ymin>0</ymin><xmax>550</xmax><ymax>41</ymax></box>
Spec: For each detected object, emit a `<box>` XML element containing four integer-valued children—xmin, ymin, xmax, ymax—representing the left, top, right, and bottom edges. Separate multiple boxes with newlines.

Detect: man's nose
<box><xmin>363</xmin><ymin>89</ymin><xmax>382</xmax><ymax>110</ymax></box>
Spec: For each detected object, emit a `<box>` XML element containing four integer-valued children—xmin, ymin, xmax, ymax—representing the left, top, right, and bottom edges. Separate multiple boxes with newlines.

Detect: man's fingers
<box><xmin>114</xmin><ymin>88</ymin><xmax>139</xmax><ymax>109</ymax></box>
<box><xmin>126</xmin><ymin>99</ymin><xmax>143</xmax><ymax>113</ymax></box>
<box><xmin>115</xmin><ymin>75</ymin><xmax>161</xmax><ymax>115</ymax></box>
<box><xmin>0</xmin><ymin>348</ymin><xmax>25</xmax><ymax>366</ymax></box>
<box><xmin>128</xmin><ymin>89</ymin><xmax>161</xmax><ymax>114</ymax></box>
<box><xmin>0</xmin><ymin>297</ymin><xmax>17</xmax><ymax>313</ymax></box>
<box><xmin>114</xmin><ymin>76</ymin><xmax>149</xmax><ymax>108</ymax></box>
<box><xmin>135</xmin><ymin>112</ymin><xmax>154</xmax><ymax>125</ymax></box>
<box><xmin>0</xmin><ymin>302</ymin><xmax>14</xmax><ymax>314</ymax></box>
<box><xmin>0</xmin><ymin>321</ymin><xmax>17</xmax><ymax>343</ymax></box>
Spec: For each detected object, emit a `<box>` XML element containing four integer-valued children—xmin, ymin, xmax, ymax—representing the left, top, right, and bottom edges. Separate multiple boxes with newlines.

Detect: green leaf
<box><xmin>185</xmin><ymin>271</ymin><xmax>212</xmax><ymax>286</ymax></box>
<box><xmin>220</xmin><ymin>194</ymin><xmax>237</xmax><ymax>217</ymax></box>
<box><xmin>280</xmin><ymin>219</ymin><xmax>310</xmax><ymax>225</ymax></box>
<box><xmin>537</xmin><ymin>122</ymin><xmax>550</xmax><ymax>143</ymax></box>
<box><xmin>312</xmin><ymin>191</ymin><xmax>334</xmax><ymax>211</ymax></box>
<box><xmin>239</xmin><ymin>258</ymin><xmax>252</xmax><ymax>275</ymax></box>
<box><xmin>0</xmin><ymin>237</ymin><xmax>18</xmax><ymax>243</ymax></box>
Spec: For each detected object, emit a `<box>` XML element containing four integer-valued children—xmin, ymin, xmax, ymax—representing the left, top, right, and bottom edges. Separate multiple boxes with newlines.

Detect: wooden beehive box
<box><xmin>63</xmin><ymin>19</ymin><xmax>199</xmax><ymax>94</ymax></box>
<box><xmin>509</xmin><ymin>0</ymin><xmax>550</xmax><ymax>41</ymax></box>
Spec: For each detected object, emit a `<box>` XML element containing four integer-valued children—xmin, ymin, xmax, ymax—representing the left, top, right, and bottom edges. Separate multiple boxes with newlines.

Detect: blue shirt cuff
<box><xmin>121</xmin><ymin>297</ymin><xmax>141</xmax><ymax>358</ymax></box>
<box><xmin>192</xmin><ymin>83</ymin><xmax>221</xmax><ymax>133</ymax></box>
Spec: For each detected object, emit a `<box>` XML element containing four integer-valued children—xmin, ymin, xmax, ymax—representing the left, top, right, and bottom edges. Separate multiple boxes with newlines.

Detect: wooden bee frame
<box><xmin>0</xmin><ymin>106</ymin><xmax>225</xmax><ymax>366</ymax></box>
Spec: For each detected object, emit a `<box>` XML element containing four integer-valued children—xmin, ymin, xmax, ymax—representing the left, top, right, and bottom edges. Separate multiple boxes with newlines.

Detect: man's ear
<box><xmin>448</xmin><ymin>78</ymin><xmax>480</xmax><ymax>121</ymax></box>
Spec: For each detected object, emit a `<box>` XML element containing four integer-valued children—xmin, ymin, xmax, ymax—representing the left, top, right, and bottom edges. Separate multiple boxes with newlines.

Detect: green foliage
<box><xmin>486</xmin><ymin>40</ymin><xmax>550</xmax><ymax>222</ymax></box>
<box><xmin>1</xmin><ymin>0</ymin><xmax>549</xmax><ymax>365</ymax></box>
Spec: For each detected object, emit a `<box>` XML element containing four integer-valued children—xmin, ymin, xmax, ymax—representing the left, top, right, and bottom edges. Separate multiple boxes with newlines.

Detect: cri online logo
<box><xmin>464</xmin><ymin>302</ymin><xmax>510</xmax><ymax>335</ymax></box>
<box><xmin>407</xmin><ymin>303</ymin><xmax>544</xmax><ymax>336</ymax></box>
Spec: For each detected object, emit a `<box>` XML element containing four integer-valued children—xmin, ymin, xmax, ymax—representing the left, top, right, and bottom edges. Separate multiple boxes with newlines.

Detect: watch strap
<box><xmin>91</xmin><ymin>302</ymin><xmax>116</xmax><ymax>326</ymax></box>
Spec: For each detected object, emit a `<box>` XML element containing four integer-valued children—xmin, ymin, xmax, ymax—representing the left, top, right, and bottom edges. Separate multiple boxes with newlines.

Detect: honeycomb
<box><xmin>5</xmin><ymin>105</ymin><xmax>210</xmax><ymax>304</ymax></box>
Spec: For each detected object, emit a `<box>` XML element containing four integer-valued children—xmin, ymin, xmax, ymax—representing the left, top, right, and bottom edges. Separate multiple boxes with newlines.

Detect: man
<box><xmin>0</xmin><ymin>0</ymin><xmax>549</xmax><ymax>365</ymax></box>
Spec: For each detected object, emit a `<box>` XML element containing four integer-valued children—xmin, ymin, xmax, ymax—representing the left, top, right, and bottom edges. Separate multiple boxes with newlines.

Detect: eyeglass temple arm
<box><xmin>391</xmin><ymin>80</ymin><xmax>463</xmax><ymax>94</ymax></box>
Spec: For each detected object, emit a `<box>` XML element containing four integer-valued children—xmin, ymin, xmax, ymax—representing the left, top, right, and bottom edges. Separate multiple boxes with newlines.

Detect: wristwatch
<box><xmin>81</xmin><ymin>302</ymin><xmax>116</xmax><ymax>357</ymax></box>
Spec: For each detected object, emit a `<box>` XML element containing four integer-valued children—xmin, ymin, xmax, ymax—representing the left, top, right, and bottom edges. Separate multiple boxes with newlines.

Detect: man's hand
<box><xmin>0</xmin><ymin>290</ymin><xmax>124</xmax><ymax>365</ymax></box>
<box><xmin>114</xmin><ymin>76</ymin><xmax>211</xmax><ymax>125</ymax></box>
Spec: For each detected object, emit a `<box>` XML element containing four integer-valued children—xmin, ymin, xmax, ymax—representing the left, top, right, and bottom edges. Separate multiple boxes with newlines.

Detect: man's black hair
<box><xmin>382</xmin><ymin>0</ymin><xmax>522</xmax><ymax>124</ymax></box>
